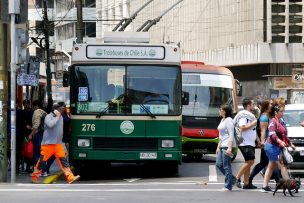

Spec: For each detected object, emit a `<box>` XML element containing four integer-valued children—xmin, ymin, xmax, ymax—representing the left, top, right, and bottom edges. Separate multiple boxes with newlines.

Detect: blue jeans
<box><xmin>216</xmin><ymin>148</ymin><xmax>235</xmax><ymax>190</ymax></box>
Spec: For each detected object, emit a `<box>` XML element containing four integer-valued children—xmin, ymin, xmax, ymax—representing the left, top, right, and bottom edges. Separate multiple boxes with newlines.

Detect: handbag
<box><xmin>281</xmin><ymin>147</ymin><xmax>293</xmax><ymax>165</ymax></box>
<box><xmin>22</xmin><ymin>139</ymin><xmax>34</xmax><ymax>159</ymax></box>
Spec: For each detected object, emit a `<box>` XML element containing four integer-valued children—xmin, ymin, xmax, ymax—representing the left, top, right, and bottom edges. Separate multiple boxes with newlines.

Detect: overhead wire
<box><xmin>179</xmin><ymin>0</ymin><xmax>211</xmax><ymax>47</ymax></box>
<box><xmin>160</xmin><ymin>0</ymin><xmax>186</xmax><ymax>43</ymax></box>
<box><xmin>53</xmin><ymin>0</ymin><xmax>75</xmax><ymax>27</ymax></box>
<box><xmin>28</xmin><ymin>0</ymin><xmax>302</xmax><ymax>45</ymax></box>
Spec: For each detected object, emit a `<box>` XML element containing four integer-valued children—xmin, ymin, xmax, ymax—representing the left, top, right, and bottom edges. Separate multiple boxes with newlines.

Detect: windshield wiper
<box><xmin>96</xmin><ymin>93</ymin><xmax>125</xmax><ymax>118</ymax></box>
<box><xmin>125</xmin><ymin>93</ymin><xmax>156</xmax><ymax>119</ymax></box>
<box><xmin>139</xmin><ymin>103</ymin><xmax>156</xmax><ymax>119</ymax></box>
<box><xmin>95</xmin><ymin>93</ymin><xmax>156</xmax><ymax>119</ymax></box>
<box><xmin>192</xmin><ymin>93</ymin><xmax>197</xmax><ymax>116</ymax></box>
<box><xmin>96</xmin><ymin>105</ymin><xmax>110</xmax><ymax>118</ymax></box>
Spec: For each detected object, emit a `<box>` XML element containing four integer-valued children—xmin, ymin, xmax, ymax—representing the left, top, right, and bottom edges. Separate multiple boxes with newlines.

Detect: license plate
<box><xmin>193</xmin><ymin>149</ymin><xmax>207</xmax><ymax>153</ymax></box>
<box><xmin>140</xmin><ymin>152</ymin><xmax>157</xmax><ymax>159</ymax></box>
<box><xmin>300</xmin><ymin>150</ymin><xmax>304</xmax><ymax>156</ymax></box>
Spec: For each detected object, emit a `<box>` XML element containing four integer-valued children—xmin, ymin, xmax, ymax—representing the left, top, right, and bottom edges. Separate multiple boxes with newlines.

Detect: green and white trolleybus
<box><xmin>66</xmin><ymin>33</ymin><xmax>186</xmax><ymax>175</ymax></box>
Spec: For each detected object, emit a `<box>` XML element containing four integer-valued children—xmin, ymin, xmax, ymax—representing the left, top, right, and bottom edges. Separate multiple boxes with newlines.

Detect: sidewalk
<box><xmin>6</xmin><ymin>160</ymin><xmax>62</xmax><ymax>184</ymax></box>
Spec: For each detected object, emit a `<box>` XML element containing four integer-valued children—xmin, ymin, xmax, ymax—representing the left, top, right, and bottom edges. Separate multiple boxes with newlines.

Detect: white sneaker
<box><xmin>41</xmin><ymin>172</ymin><xmax>48</xmax><ymax>177</ymax></box>
<box><xmin>260</xmin><ymin>186</ymin><xmax>273</xmax><ymax>193</ymax></box>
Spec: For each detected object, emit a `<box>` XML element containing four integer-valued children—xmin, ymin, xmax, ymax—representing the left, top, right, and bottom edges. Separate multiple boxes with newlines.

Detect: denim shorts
<box><xmin>265</xmin><ymin>143</ymin><xmax>280</xmax><ymax>161</ymax></box>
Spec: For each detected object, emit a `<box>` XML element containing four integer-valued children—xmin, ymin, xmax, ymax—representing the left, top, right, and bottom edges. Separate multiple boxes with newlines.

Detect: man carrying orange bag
<box><xmin>32</xmin><ymin>103</ymin><xmax>80</xmax><ymax>184</ymax></box>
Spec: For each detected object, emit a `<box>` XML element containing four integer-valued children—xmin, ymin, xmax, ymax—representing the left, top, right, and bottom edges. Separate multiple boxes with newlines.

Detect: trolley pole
<box><xmin>9</xmin><ymin>0</ymin><xmax>19</xmax><ymax>183</ymax></box>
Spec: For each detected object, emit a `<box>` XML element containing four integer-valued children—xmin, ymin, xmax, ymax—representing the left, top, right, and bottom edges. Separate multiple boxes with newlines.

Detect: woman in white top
<box><xmin>216</xmin><ymin>104</ymin><xmax>237</xmax><ymax>191</ymax></box>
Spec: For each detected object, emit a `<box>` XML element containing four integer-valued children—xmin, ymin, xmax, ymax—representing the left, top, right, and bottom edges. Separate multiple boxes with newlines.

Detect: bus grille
<box><xmin>92</xmin><ymin>137</ymin><xmax>158</xmax><ymax>150</ymax></box>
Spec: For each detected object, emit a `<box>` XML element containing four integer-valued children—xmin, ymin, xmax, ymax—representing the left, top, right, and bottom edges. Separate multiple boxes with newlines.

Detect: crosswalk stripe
<box><xmin>14</xmin><ymin>181</ymin><xmax>275</xmax><ymax>186</ymax></box>
<box><xmin>1</xmin><ymin>188</ymin><xmax>304</xmax><ymax>192</ymax></box>
<box><xmin>208</xmin><ymin>165</ymin><xmax>217</xmax><ymax>182</ymax></box>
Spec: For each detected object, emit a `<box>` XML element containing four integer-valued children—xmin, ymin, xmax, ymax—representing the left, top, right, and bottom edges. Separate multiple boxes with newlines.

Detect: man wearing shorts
<box><xmin>234</xmin><ymin>98</ymin><xmax>257</xmax><ymax>189</ymax></box>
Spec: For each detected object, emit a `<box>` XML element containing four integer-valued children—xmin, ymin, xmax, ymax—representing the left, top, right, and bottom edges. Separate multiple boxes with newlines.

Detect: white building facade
<box><xmin>29</xmin><ymin>0</ymin><xmax>304</xmax><ymax>102</ymax></box>
<box><xmin>122</xmin><ymin>0</ymin><xmax>304</xmax><ymax>102</ymax></box>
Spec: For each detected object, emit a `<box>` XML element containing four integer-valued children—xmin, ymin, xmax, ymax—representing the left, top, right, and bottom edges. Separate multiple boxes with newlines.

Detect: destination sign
<box><xmin>86</xmin><ymin>45</ymin><xmax>165</xmax><ymax>60</ymax></box>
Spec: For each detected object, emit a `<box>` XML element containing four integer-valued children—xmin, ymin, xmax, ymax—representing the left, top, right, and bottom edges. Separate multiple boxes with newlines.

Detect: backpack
<box><xmin>233</xmin><ymin>115</ymin><xmax>244</xmax><ymax>145</ymax></box>
<box><xmin>234</xmin><ymin>124</ymin><xmax>243</xmax><ymax>145</ymax></box>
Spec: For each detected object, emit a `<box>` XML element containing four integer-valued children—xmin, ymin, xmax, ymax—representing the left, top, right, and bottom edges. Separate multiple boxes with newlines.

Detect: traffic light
<box><xmin>16</xmin><ymin>28</ymin><xmax>29</xmax><ymax>64</ymax></box>
<box><xmin>63</xmin><ymin>71</ymin><xmax>70</xmax><ymax>87</ymax></box>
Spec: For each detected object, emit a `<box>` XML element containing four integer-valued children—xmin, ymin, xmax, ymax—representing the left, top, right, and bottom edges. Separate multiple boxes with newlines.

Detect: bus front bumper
<box><xmin>182</xmin><ymin>136</ymin><xmax>219</xmax><ymax>155</ymax></box>
<box><xmin>71</xmin><ymin>150</ymin><xmax>182</xmax><ymax>163</ymax></box>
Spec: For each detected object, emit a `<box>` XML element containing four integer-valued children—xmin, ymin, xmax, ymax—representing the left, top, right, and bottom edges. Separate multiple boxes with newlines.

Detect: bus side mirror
<box><xmin>63</xmin><ymin>71</ymin><xmax>70</xmax><ymax>87</ymax></box>
<box><xmin>235</xmin><ymin>79</ymin><xmax>242</xmax><ymax>96</ymax></box>
<box><xmin>182</xmin><ymin>91</ymin><xmax>189</xmax><ymax>105</ymax></box>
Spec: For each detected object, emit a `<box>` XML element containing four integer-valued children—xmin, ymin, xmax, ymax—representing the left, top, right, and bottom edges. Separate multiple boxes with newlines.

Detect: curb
<box><xmin>43</xmin><ymin>166</ymin><xmax>74</xmax><ymax>184</ymax></box>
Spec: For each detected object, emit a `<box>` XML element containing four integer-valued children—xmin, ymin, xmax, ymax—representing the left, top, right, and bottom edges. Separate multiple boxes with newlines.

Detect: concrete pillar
<box><xmin>0</xmin><ymin>21</ymin><xmax>8</xmax><ymax>182</ymax></box>
<box><xmin>100</xmin><ymin>0</ymin><xmax>109</xmax><ymax>40</ymax></box>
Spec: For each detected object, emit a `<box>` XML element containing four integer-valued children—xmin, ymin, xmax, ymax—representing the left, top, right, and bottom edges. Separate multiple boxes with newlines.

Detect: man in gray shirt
<box><xmin>32</xmin><ymin>103</ymin><xmax>80</xmax><ymax>184</ymax></box>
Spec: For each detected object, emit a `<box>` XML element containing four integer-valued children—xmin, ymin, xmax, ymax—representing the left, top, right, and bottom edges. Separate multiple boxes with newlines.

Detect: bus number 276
<box><xmin>81</xmin><ymin>124</ymin><xmax>96</xmax><ymax>132</ymax></box>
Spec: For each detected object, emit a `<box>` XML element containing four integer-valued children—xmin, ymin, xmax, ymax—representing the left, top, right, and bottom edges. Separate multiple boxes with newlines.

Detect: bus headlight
<box><xmin>78</xmin><ymin>139</ymin><xmax>90</xmax><ymax>147</ymax></box>
<box><xmin>161</xmin><ymin>140</ymin><xmax>174</xmax><ymax>148</ymax></box>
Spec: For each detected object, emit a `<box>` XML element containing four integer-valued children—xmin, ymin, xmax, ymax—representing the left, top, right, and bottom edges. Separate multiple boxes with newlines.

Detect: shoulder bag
<box><xmin>281</xmin><ymin>147</ymin><xmax>293</xmax><ymax>166</ymax></box>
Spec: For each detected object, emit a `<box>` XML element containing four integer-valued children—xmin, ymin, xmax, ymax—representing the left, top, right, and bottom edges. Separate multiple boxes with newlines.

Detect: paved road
<box><xmin>1</xmin><ymin>149</ymin><xmax>303</xmax><ymax>203</ymax></box>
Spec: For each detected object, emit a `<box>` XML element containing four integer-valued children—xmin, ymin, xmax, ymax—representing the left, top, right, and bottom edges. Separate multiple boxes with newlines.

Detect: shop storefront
<box><xmin>267</xmin><ymin>68</ymin><xmax>304</xmax><ymax>104</ymax></box>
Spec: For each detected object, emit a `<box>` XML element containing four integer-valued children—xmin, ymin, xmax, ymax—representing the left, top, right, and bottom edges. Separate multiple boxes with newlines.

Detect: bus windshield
<box><xmin>70</xmin><ymin>64</ymin><xmax>181</xmax><ymax>115</ymax></box>
<box><xmin>182</xmin><ymin>73</ymin><xmax>235</xmax><ymax>116</ymax></box>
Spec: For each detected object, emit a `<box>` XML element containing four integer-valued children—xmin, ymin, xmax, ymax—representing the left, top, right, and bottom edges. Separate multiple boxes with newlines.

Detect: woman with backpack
<box><xmin>215</xmin><ymin>104</ymin><xmax>236</xmax><ymax>191</ymax></box>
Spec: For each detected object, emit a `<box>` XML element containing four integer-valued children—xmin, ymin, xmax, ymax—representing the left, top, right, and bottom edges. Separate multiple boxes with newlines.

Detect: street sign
<box><xmin>56</xmin><ymin>70</ymin><xmax>63</xmax><ymax>79</ymax></box>
<box><xmin>29</xmin><ymin>56</ymin><xmax>40</xmax><ymax>76</ymax></box>
<box><xmin>17</xmin><ymin>73</ymin><xmax>38</xmax><ymax>86</ymax></box>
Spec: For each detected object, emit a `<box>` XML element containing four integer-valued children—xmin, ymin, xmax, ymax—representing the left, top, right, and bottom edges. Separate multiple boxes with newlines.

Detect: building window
<box><xmin>271</xmin><ymin>1</ymin><xmax>286</xmax><ymax>43</ymax></box>
<box><xmin>289</xmin><ymin>36</ymin><xmax>302</xmax><ymax>43</ymax></box>
<box><xmin>36</xmin><ymin>0</ymin><xmax>54</xmax><ymax>8</ymax></box>
<box><xmin>83</xmin><ymin>22</ymin><xmax>96</xmax><ymax>37</ymax></box>
<box><xmin>84</xmin><ymin>0</ymin><xmax>95</xmax><ymax>8</ymax></box>
<box><xmin>67</xmin><ymin>23</ymin><xmax>75</xmax><ymax>39</ymax></box>
<box><xmin>289</xmin><ymin>1</ymin><xmax>302</xmax><ymax>43</ymax></box>
<box><xmin>56</xmin><ymin>0</ymin><xmax>74</xmax><ymax>14</ymax></box>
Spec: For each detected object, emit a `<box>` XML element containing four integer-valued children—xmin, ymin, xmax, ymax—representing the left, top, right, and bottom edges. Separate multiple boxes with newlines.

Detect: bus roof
<box><xmin>181</xmin><ymin>61</ymin><xmax>233</xmax><ymax>76</ymax></box>
<box><xmin>71</xmin><ymin>43</ymin><xmax>181</xmax><ymax>65</ymax></box>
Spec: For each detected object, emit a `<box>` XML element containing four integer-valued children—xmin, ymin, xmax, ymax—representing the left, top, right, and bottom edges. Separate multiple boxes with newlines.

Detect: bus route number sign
<box><xmin>78</xmin><ymin>87</ymin><xmax>88</xmax><ymax>101</ymax></box>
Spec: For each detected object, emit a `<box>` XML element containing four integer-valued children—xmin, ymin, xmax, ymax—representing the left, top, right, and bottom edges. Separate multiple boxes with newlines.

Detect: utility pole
<box><xmin>8</xmin><ymin>0</ymin><xmax>19</xmax><ymax>183</ymax></box>
<box><xmin>76</xmin><ymin>0</ymin><xmax>83</xmax><ymax>43</ymax></box>
<box><xmin>43</xmin><ymin>0</ymin><xmax>52</xmax><ymax>100</ymax></box>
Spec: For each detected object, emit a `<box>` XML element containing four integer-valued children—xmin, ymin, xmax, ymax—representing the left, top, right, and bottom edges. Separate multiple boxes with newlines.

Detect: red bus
<box><xmin>181</xmin><ymin>61</ymin><xmax>241</xmax><ymax>160</ymax></box>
